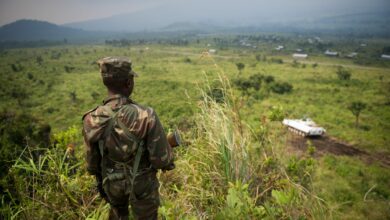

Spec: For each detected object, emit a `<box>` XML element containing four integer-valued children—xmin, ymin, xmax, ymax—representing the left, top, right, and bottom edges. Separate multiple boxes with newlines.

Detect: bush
<box><xmin>0</xmin><ymin>110</ymin><xmax>51</xmax><ymax>178</ymax></box>
<box><xmin>268</xmin><ymin>105</ymin><xmax>285</xmax><ymax>122</ymax></box>
<box><xmin>10</xmin><ymin>63</ymin><xmax>23</xmax><ymax>72</ymax></box>
<box><xmin>36</xmin><ymin>56</ymin><xmax>43</xmax><ymax>65</ymax></box>
<box><xmin>336</xmin><ymin>66</ymin><xmax>351</xmax><ymax>80</ymax></box>
<box><xmin>64</xmin><ymin>65</ymin><xmax>75</xmax><ymax>73</ymax></box>
<box><xmin>270</xmin><ymin>58</ymin><xmax>283</xmax><ymax>64</ymax></box>
<box><xmin>271</xmin><ymin>82</ymin><xmax>293</xmax><ymax>94</ymax></box>
<box><xmin>236</xmin><ymin>62</ymin><xmax>245</xmax><ymax>74</ymax></box>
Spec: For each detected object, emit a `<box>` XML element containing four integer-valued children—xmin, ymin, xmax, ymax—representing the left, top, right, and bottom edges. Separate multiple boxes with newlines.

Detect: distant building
<box><xmin>292</xmin><ymin>53</ymin><xmax>308</xmax><ymax>59</ymax></box>
<box><xmin>296</xmin><ymin>48</ymin><xmax>303</xmax><ymax>52</ymax></box>
<box><xmin>324</xmin><ymin>50</ymin><xmax>338</xmax><ymax>56</ymax></box>
<box><xmin>208</xmin><ymin>49</ymin><xmax>217</xmax><ymax>54</ymax></box>
<box><xmin>360</xmin><ymin>43</ymin><xmax>367</xmax><ymax>47</ymax></box>
<box><xmin>314</xmin><ymin>36</ymin><xmax>322</xmax><ymax>42</ymax></box>
<box><xmin>347</xmin><ymin>52</ymin><xmax>358</xmax><ymax>58</ymax></box>
<box><xmin>381</xmin><ymin>54</ymin><xmax>390</xmax><ymax>59</ymax></box>
<box><xmin>275</xmin><ymin>45</ymin><xmax>284</xmax><ymax>51</ymax></box>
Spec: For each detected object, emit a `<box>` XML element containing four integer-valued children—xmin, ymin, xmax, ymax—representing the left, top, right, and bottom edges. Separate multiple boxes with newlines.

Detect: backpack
<box><xmin>98</xmin><ymin>104</ymin><xmax>145</xmax><ymax>201</ymax></box>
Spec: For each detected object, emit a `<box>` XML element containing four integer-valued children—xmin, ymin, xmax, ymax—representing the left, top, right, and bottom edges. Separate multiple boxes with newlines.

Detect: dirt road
<box><xmin>287</xmin><ymin>133</ymin><xmax>390</xmax><ymax>167</ymax></box>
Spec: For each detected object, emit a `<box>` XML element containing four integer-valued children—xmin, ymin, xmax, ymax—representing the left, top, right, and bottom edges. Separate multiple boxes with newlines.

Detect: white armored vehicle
<box><xmin>283</xmin><ymin>118</ymin><xmax>326</xmax><ymax>137</ymax></box>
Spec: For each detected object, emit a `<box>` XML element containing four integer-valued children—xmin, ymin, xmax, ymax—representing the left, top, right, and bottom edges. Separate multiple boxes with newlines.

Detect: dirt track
<box><xmin>287</xmin><ymin>133</ymin><xmax>390</xmax><ymax>167</ymax></box>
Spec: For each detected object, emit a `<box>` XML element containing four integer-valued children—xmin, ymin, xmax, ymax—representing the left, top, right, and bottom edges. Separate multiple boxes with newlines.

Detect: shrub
<box><xmin>0</xmin><ymin>111</ymin><xmax>51</xmax><ymax>178</ymax></box>
<box><xmin>236</xmin><ymin>62</ymin><xmax>245</xmax><ymax>74</ymax></box>
<box><xmin>336</xmin><ymin>66</ymin><xmax>351</xmax><ymax>80</ymax></box>
<box><xmin>268</xmin><ymin>105</ymin><xmax>285</xmax><ymax>122</ymax></box>
<box><xmin>64</xmin><ymin>65</ymin><xmax>75</xmax><ymax>73</ymax></box>
<box><xmin>10</xmin><ymin>63</ymin><xmax>23</xmax><ymax>72</ymax></box>
<box><xmin>270</xmin><ymin>82</ymin><xmax>293</xmax><ymax>94</ymax></box>
<box><xmin>270</xmin><ymin>58</ymin><xmax>283</xmax><ymax>64</ymax></box>
<box><xmin>36</xmin><ymin>56</ymin><xmax>43</xmax><ymax>65</ymax></box>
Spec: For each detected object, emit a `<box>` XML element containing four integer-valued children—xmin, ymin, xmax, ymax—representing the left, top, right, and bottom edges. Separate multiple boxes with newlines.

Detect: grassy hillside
<box><xmin>0</xmin><ymin>42</ymin><xmax>389</xmax><ymax>219</ymax></box>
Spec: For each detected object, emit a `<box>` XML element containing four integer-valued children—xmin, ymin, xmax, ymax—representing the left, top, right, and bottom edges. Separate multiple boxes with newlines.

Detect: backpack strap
<box><xmin>98</xmin><ymin>106</ymin><xmax>116</xmax><ymax>160</ymax></box>
<box><xmin>98</xmin><ymin>105</ymin><xmax>145</xmax><ymax>200</ymax></box>
<box><xmin>115</xmin><ymin>113</ymin><xmax>145</xmax><ymax>200</ymax></box>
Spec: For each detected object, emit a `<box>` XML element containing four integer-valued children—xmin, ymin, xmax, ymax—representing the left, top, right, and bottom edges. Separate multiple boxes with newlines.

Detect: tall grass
<box><xmin>197</xmin><ymin>73</ymin><xmax>251</xmax><ymax>183</ymax></box>
<box><xmin>1</xmin><ymin>127</ymin><xmax>101</xmax><ymax>219</ymax></box>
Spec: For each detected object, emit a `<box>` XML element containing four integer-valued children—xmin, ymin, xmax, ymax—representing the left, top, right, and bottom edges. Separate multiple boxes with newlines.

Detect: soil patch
<box><xmin>287</xmin><ymin>133</ymin><xmax>390</xmax><ymax>167</ymax></box>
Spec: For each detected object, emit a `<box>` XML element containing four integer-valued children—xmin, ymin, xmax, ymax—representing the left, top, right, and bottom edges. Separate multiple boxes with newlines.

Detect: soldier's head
<box><xmin>97</xmin><ymin>57</ymin><xmax>138</xmax><ymax>96</ymax></box>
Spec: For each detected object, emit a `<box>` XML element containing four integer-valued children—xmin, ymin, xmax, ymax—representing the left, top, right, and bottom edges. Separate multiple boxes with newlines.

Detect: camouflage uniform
<box><xmin>82</xmin><ymin>57</ymin><xmax>173</xmax><ymax>220</ymax></box>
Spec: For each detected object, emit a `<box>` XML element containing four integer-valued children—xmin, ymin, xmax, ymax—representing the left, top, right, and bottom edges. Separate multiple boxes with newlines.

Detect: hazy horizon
<box><xmin>1</xmin><ymin>0</ymin><xmax>389</xmax><ymax>27</ymax></box>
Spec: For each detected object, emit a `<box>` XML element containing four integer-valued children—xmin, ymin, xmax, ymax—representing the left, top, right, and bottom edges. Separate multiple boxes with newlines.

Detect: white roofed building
<box><xmin>292</xmin><ymin>53</ymin><xmax>308</xmax><ymax>59</ymax></box>
<box><xmin>381</xmin><ymin>54</ymin><xmax>390</xmax><ymax>59</ymax></box>
<box><xmin>275</xmin><ymin>45</ymin><xmax>284</xmax><ymax>51</ymax></box>
<box><xmin>325</xmin><ymin>50</ymin><xmax>338</xmax><ymax>56</ymax></box>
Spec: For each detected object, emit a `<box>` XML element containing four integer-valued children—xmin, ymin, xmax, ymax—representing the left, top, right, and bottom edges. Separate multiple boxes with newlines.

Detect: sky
<box><xmin>0</xmin><ymin>0</ymin><xmax>389</xmax><ymax>26</ymax></box>
<box><xmin>0</xmin><ymin>0</ymin><xmax>164</xmax><ymax>26</ymax></box>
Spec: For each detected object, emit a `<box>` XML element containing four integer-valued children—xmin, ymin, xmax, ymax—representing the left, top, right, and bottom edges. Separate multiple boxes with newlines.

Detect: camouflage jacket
<box><xmin>82</xmin><ymin>94</ymin><xmax>173</xmax><ymax>176</ymax></box>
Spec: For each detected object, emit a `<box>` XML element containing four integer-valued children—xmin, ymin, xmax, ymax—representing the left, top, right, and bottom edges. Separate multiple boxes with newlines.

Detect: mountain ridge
<box><xmin>0</xmin><ymin>19</ymin><xmax>106</xmax><ymax>41</ymax></box>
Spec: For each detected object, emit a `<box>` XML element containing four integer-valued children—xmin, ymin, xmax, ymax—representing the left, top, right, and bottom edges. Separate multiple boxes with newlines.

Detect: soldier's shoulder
<box><xmin>122</xmin><ymin>102</ymin><xmax>155</xmax><ymax>118</ymax></box>
<box><xmin>81</xmin><ymin>106</ymin><xmax>99</xmax><ymax>121</ymax></box>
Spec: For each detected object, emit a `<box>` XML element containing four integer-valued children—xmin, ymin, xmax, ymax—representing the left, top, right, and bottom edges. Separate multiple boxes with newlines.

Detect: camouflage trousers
<box><xmin>104</xmin><ymin>172</ymin><xmax>160</xmax><ymax>220</ymax></box>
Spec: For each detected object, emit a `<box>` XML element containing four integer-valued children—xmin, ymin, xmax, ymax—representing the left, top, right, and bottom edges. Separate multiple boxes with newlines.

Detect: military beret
<box><xmin>97</xmin><ymin>56</ymin><xmax>138</xmax><ymax>79</ymax></box>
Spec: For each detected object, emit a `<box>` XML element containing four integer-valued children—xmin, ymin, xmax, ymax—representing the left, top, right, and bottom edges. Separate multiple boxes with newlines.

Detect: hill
<box><xmin>0</xmin><ymin>19</ymin><xmax>104</xmax><ymax>41</ymax></box>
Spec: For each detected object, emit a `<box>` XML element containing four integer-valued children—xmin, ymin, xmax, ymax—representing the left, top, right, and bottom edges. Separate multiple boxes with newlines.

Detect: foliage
<box><xmin>206</xmin><ymin>81</ymin><xmax>225</xmax><ymax>103</ymax></box>
<box><xmin>348</xmin><ymin>101</ymin><xmax>367</xmax><ymax>128</ymax></box>
<box><xmin>336</xmin><ymin>66</ymin><xmax>352</xmax><ymax>81</ymax></box>
<box><xmin>235</xmin><ymin>62</ymin><xmax>245</xmax><ymax>74</ymax></box>
<box><xmin>286</xmin><ymin>157</ymin><xmax>315</xmax><ymax>187</ymax></box>
<box><xmin>233</xmin><ymin>74</ymin><xmax>291</xmax><ymax>97</ymax></box>
<box><xmin>0</xmin><ymin>127</ymin><xmax>94</xmax><ymax>219</ymax></box>
<box><xmin>217</xmin><ymin>181</ymin><xmax>266</xmax><ymax>218</ymax></box>
<box><xmin>0</xmin><ymin>111</ymin><xmax>51</xmax><ymax>178</ymax></box>
<box><xmin>268</xmin><ymin>105</ymin><xmax>285</xmax><ymax>122</ymax></box>
<box><xmin>269</xmin><ymin>58</ymin><xmax>283</xmax><ymax>64</ymax></box>
<box><xmin>270</xmin><ymin>82</ymin><xmax>293</xmax><ymax>94</ymax></box>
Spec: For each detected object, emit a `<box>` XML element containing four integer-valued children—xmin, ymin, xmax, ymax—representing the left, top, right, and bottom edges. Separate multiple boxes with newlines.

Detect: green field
<box><xmin>1</xmin><ymin>37</ymin><xmax>390</xmax><ymax>219</ymax></box>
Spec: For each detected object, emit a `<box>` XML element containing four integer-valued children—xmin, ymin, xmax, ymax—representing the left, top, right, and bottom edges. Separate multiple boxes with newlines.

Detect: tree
<box><xmin>348</xmin><ymin>101</ymin><xmax>366</xmax><ymax>128</ymax></box>
<box><xmin>236</xmin><ymin>63</ymin><xmax>245</xmax><ymax>75</ymax></box>
<box><xmin>36</xmin><ymin>56</ymin><xmax>43</xmax><ymax>65</ymax></box>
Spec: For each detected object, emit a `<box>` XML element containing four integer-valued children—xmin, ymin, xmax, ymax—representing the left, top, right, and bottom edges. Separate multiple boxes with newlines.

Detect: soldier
<box><xmin>82</xmin><ymin>57</ymin><xmax>174</xmax><ymax>220</ymax></box>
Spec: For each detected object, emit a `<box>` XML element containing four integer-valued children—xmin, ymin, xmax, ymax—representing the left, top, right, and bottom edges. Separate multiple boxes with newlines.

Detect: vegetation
<box><xmin>336</xmin><ymin>66</ymin><xmax>351</xmax><ymax>81</ymax></box>
<box><xmin>235</xmin><ymin>62</ymin><xmax>245</xmax><ymax>75</ymax></box>
<box><xmin>348</xmin><ymin>101</ymin><xmax>367</xmax><ymax>128</ymax></box>
<box><xmin>0</xmin><ymin>33</ymin><xmax>389</xmax><ymax>219</ymax></box>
